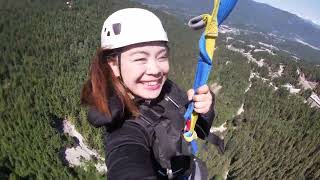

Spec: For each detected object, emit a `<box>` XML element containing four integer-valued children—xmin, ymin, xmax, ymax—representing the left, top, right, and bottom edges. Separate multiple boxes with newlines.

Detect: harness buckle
<box><xmin>166</xmin><ymin>168</ymin><xmax>173</xmax><ymax>179</ymax></box>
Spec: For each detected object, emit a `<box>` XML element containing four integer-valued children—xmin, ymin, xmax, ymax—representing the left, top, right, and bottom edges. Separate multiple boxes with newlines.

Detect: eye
<box><xmin>133</xmin><ymin>58</ymin><xmax>147</xmax><ymax>63</ymax></box>
<box><xmin>159</xmin><ymin>57</ymin><xmax>168</xmax><ymax>61</ymax></box>
<box><xmin>158</xmin><ymin>55</ymin><xmax>169</xmax><ymax>62</ymax></box>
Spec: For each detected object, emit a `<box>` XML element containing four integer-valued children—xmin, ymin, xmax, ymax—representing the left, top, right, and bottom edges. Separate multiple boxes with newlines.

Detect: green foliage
<box><xmin>314</xmin><ymin>84</ymin><xmax>320</xmax><ymax>96</ymax></box>
<box><xmin>298</xmin><ymin>62</ymin><xmax>320</xmax><ymax>82</ymax></box>
<box><xmin>211</xmin><ymin>46</ymin><xmax>251</xmax><ymax>125</ymax></box>
<box><xmin>225</xmin><ymin>79</ymin><xmax>320</xmax><ymax>179</ymax></box>
<box><xmin>255</xmin><ymin>66</ymin><xmax>269</xmax><ymax>79</ymax></box>
<box><xmin>199</xmin><ymin>33</ymin><xmax>320</xmax><ymax>178</ymax></box>
<box><xmin>0</xmin><ymin>0</ymin><xmax>139</xmax><ymax>178</ymax></box>
<box><xmin>0</xmin><ymin>0</ymin><xmax>201</xmax><ymax>178</ymax></box>
<box><xmin>1</xmin><ymin>0</ymin><xmax>319</xmax><ymax>179</ymax></box>
<box><xmin>300</xmin><ymin>89</ymin><xmax>313</xmax><ymax>99</ymax></box>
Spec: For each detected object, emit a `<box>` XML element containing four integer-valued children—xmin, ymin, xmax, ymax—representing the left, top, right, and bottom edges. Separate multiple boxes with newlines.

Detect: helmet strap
<box><xmin>116</xmin><ymin>54</ymin><xmax>135</xmax><ymax>99</ymax></box>
<box><xmin>117</xmin><ymin>54</ymin><xmax>124</xmax><ymax>82</ymax></box>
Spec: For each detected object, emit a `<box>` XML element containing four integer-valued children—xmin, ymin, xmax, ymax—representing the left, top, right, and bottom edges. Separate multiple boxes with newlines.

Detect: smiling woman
<box><xmin>80</xmin><ymin>8</ymin><xmax>215</xmax><ymax>179</ymax></box>
<box><xmin>109</xmin><ymin>42</ymin><xmax>170</xmax><ymax>99</ymax></box>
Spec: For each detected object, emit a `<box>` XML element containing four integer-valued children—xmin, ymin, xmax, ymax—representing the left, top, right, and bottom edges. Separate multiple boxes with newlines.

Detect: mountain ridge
<box><xmin>133</xmin><ymin>0</ymin><xmax>320</xmax><ymax>50</ymax></box>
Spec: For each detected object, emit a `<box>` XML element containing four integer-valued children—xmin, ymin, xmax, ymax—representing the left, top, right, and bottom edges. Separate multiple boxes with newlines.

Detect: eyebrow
<box><xmin>156</xmin><ymin>48</ymin><xmax>168</xmax><ymax>56</ymax></box>
<box><xmin>129</xmin><ymin>51</ymin><xmax>149</xmax><ymax>56</ymax></box>
<box><xmin>129</xmin><ymin>48</ymin><xmax>168</xmax><ymax>56</ymax></box>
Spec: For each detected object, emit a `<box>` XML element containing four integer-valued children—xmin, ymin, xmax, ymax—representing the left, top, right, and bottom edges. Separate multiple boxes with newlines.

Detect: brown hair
<box><xmin>80</xmin><ymin>48</ymin><xmax>139</xmax><ymax>117</ymax></box>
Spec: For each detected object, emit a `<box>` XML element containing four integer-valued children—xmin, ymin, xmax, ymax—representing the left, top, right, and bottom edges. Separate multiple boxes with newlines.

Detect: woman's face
<box><xmin>109</xmin><ymin>41</ymin><xmax>169</xmax><ymax>99</ymax></box>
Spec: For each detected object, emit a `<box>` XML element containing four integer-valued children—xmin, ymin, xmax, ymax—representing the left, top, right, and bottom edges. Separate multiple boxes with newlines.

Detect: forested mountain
<box><xmin>134</xmin><ymin>0</ymin><xmax>320</xmax><ymax>64</ymax></box>
<box><xmin>1</xmin><ymin>0</ymin><xmax>319</xmax><ymax>179</ymax></box>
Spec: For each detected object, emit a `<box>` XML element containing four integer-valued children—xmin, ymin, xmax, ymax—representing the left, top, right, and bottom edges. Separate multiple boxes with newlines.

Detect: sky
<box><xmin>253</xmin><ymin>0</ymin><xmax>320</xmax><ymax>25</ymax></box>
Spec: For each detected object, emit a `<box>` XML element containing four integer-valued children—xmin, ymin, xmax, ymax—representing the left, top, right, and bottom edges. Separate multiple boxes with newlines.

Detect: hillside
<box><xmin>227</xmin><ymin>0</ymin><xmax>320</xmax><ymax>48</ymax></box>
<box><xmin>202</xmin><ymin>28</ymin><xmax>320</xmax><ymax>178</ymax></box>
<box><xmin>0</xmin><ymin>0</ymin><xmax>198</xmax><ymax>178</ymax></box>
<box><xmin>133</xmin><ymin>0</ymin><xmax>320</xmax><ymax>64</ymax></box>
<box><xmin>1</xmin><ymin>0</ymin><xmax>320</xmax><ymax>179</ymax></box>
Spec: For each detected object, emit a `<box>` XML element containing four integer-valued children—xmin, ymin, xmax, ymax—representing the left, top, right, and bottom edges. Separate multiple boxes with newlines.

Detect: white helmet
<box><xmin>101</xmin><ymin>8</ymin><xmax>169</xmax><ymax>50</ymax></box>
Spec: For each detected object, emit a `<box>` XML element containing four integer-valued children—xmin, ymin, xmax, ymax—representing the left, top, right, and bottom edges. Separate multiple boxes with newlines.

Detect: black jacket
<box><xmin>88</xmin><ymin>79</ymin><xmax>215</xmax><ymax>179</ymax></box>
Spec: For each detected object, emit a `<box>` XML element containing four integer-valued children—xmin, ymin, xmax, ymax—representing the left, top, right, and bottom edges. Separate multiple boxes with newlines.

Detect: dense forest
<box><xmin>1</xmin><ymin>0</ymin><xmax>319</xmax><ymax>179</ymax></box>
<box><xmin>199</xmin><ymin>35</ymin><xmax>320</xmax><ymax>178</ymax></box>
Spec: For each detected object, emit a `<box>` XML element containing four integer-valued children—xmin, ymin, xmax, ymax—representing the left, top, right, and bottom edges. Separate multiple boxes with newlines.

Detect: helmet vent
<box><xmin>112</xmin><ymin>23</ymin><xmax>121</xmax><ymax>35</ymax></box>
<box><xmin>104</xmin><ymin>28</ymin><xmax>107</xmax><ymax>32</ymax></box>
<box><xmin>107</xmin><ymin>31</ymin><xmax>110</xmax><ymax>36</ymax></box>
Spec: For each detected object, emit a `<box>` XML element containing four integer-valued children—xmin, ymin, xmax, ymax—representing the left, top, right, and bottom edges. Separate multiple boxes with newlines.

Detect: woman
<box><xmin>81</xmin><ymin>8</ymin><xmax>215</xmax><ymax>179</ymax></box>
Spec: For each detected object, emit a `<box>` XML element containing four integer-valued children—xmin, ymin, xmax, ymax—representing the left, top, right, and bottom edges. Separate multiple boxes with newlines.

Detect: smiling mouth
<box><xmin>141</xmin><ymin>78</ymin><xmax>162</xmax><ymax>90</ymax></box>
<box><xmin>144</xmin><ymin>81</ymin><xmax>160</xmax><ymax>86</ymax></box>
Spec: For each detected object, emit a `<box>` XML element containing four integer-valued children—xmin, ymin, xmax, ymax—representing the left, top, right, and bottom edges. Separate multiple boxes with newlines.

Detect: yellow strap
<box><xmin>184</xmin><ymin>130</ymin><xmax>198</xmax><ymax>142</ymax></box>
<box><xmin>184</xmin><ymin>0</ymin><xmax>220</xmax><ymax>143</ymax></box>
<box><xmin>204</xmin><ymin>0</ymin><xmax>220</xmax><ymax>59</ymax></box>
<box><xmin>190</xmin><ymin>112</ymin><xmax>198</xmax><ymax>133</ymax></box>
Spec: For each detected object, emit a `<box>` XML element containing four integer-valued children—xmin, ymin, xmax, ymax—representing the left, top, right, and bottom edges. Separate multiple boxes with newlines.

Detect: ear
<box><xmin>107</xmin><ymin>58</ymin><xmax>120</xmax><ymax>77</ymax></box>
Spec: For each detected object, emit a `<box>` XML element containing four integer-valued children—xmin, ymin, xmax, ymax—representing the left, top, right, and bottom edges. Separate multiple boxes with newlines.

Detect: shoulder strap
<box><xmin>126</xmin><ymin>105</ymin><xmax>162</xmax><ymax>147</ymax></box>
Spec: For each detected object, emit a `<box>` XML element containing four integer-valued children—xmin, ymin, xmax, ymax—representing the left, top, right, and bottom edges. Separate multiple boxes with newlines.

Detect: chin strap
<box><xmin>116</xmin><ymin>54</ymin><xmax>136</xmax><ymax>100</ymax></box>
<box><xmin>117</xmin><ymin>54</ymin><xmax>124</xmax><ymax>82</ymax></box>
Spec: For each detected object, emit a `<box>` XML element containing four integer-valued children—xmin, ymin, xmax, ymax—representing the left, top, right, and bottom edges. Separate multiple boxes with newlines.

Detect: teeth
<box><xmin>147</xmin><ymin>81</ymin><xmax>158</xmax><ymax>86</ymax></box>
<box><xmin>143</xmin><ymin>81</ymin><xmax>159</xmax><ymax>86</ymax></box>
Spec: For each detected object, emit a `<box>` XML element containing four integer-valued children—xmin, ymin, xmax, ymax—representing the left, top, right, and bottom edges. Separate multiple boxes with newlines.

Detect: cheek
<box><xmin>160</xmin><ymin>61</ymin><xmax>170</xmax><ymax>75</ymax></box>
<box><xmin>121</xmin><ymin>63</ymin><xmax>145</xmax><ymax>82</ymax></box>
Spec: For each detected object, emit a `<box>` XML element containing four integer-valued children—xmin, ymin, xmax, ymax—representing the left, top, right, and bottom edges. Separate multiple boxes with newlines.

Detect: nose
<box><xmin>145</xmin><ymin>58</ymin><xmax>161</xmax><ymax>76</ymax></box>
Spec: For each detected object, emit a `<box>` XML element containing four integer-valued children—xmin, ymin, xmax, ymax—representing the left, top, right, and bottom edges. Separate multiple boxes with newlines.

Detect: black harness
<box><xmin>125</xmin><ymin>81</ymin><xmax>222</xmax><ymax>179</ymax></box>
<box><xmin>128</xmin><ymin>94</ymin><xmax>193</xmax><ymax>179</ymax></box>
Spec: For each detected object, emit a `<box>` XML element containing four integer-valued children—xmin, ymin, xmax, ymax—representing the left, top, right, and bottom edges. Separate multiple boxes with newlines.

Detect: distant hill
<box><xmin>133</xmin><ymin>0</ymin><xmax>320</xmax><ymax>62</ymax></box>
<box><xmin>226</xmin><ymin>0</ymin><xmax>320</xmax><ymax>48</ymax></box>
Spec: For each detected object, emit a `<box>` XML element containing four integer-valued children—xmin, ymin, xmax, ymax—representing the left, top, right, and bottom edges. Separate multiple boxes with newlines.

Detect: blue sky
<box><xmin>253</xmin><ymin>0</ymin><xmax>320</xmax><ymax>25</ymax></box>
